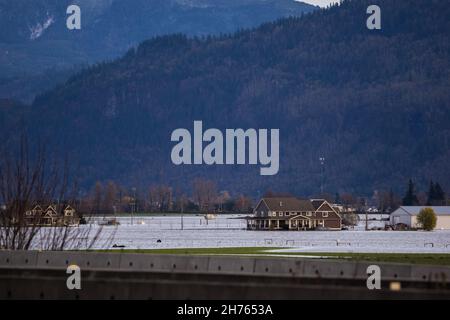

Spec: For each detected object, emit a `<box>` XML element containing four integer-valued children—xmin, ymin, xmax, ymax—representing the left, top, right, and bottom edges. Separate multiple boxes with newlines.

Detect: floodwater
<box><xmin>84</xmin><ymin>214</ymin><xmax>450</xmax><ymax>253</ymax></box>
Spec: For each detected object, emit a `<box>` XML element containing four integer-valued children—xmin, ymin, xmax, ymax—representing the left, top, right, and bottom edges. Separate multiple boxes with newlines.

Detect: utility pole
<box><xmin>181</xmin><ymin>198</ymin><xmax>184</xmax><ymax>230</ymax></box>
<box><xmin>319</xmin><ymin>157</ymin><xmax>325</xmax><ymax>195</ymax></box>
<box><xmin>131</xmin><ymin>187</ymin><xmax>136</xmax><ymax>225</ymax></box>
<box><xmin>365</xmin><ymin>210</ymin><xmax>368</xmax><ymax>231</ymax></box>
<box><xmin>364</xmin><ymin>199</ymin><xmax>368</xmax><ymax>231</ymax></box>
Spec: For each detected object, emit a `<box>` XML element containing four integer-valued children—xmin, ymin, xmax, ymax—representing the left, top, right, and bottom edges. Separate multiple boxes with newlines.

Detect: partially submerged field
<box><xmin>87</xmin><ymin>215</ymin><xmax>450</xmax><ymax>253</ymax></box>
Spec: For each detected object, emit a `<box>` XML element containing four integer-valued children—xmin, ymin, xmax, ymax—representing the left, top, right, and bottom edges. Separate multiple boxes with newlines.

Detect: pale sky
<box><xmin>298</xmin><ymin>0</ymin><xmax>341</xmax><ymax>8</ymax></box>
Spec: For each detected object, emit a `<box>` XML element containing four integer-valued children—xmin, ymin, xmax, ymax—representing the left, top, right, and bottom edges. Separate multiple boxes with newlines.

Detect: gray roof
<box><xmin>394</xmin><ymin>206</ymin><xmax>450</xmax><ymax>216</ymax></box>
<box><xmin>311</xmin><ymin>199</ymin><xmax>326</xmax><ymax>210</ymax></box>
<box><xmin>261</xmin><ymin>197</ymin><xmax>315</xmax><ymax>212</ymax></box>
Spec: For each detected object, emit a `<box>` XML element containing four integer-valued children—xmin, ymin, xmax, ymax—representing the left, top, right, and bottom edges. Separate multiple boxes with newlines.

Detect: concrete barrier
<box><xmin>0</xmin><ymin>250</ymin><xmax>449</xmax><ymax>282</ymax></box>
<box><xmin>302</xmin><ymin>260</ymin><xmax>350</xmax><ymax>278</ymax></box>
<box><xmin>118</xmin><ymin>253</ymin><xmax>210</xmax><ymax>273</ymax></box>
<box><xmin>1</xmin><ymin>250</ymin><xmax>450</xmax><ymax>299</ymax></box>
<box><xmin>0</xmin><ymin>250</ymin><xmax>39</xmax><ymax>268</ymax></box>
<box><xmin>354</xmin><ymin>262</ymin><xmax>413</xmax><ymax>282</ymax></box>
<box><xmin>208</xmin><ymin>256</ymin><xmax>255</xmax><ymax>274</ymax></box>
<box><xmin>253</xmin><ymin>257</ymin><xmax>300</xmax><ymax>275</ymax></box>
<box><xmin>411</xmin><ymin>265</ymin><xmax>450</xmax><ymax>283</ymax></box>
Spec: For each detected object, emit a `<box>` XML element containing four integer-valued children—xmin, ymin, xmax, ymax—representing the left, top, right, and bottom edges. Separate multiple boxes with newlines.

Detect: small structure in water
<box><xmin>204</xmin><ymin>213</ymin><xmax>217</xmax><ymax>220</ymax></box>
<box><xmin>98</xmin><ymin>218</ymin><xmax>120</xmax><ymax>226</ymax></box>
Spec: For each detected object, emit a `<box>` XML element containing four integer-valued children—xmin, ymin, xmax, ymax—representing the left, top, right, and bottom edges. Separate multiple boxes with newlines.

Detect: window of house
<box><xmin>306</xmin><ymin>212</ymin><xmax>312</xmax><ymax>216</ymax></box>
<box><xmin>323</xmin><ymin>212</ymin><xmax>329</xmax><ymax>217</ymax></box>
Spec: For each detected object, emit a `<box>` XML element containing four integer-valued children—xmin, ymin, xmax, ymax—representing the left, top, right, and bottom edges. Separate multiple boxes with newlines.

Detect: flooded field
<box><xmin>84</xmin><ymin>215</ymin><xmax>450</xmax><ymax>253</ymax></box>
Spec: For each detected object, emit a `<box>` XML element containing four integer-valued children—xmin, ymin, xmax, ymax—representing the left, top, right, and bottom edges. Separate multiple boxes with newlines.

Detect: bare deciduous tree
<box><xmin>0</xmin><ymin>137</ymin><xmax>112</xmax><ymax>250</ymax></box>
<box><xmin>193</xmin><ymin>178</ymin><xmax>217</xmax><ymax>212</ymax></box>
<box><xmin>148</xmin><ymin>185</ymin><xmax>172</xmax><ymax>212</ymax></box>
<box><xmin>234</xmin><ymin>195</ymin><xmax>252</xmax><ymax>213</ymax></box>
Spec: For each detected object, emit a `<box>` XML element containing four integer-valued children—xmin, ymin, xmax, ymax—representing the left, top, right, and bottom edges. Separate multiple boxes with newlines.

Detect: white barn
<box><xmin>390</xmin><ymin>206</ymin><xmax>450</xmax><ymax>230</ymax></box>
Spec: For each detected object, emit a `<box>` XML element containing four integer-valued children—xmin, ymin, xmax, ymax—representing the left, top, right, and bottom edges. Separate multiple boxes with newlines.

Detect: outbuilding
<box><xmin>390</xmin><ymin>206</ymin><xmax>450</xmax><ymax>230</ymax></box>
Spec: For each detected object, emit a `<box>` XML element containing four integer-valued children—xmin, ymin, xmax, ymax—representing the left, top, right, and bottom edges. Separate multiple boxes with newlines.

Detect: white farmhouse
<box><xmin>390</xmin><ymin>206</ymin><xmax>450</xmax><ymax>230</ymax></box>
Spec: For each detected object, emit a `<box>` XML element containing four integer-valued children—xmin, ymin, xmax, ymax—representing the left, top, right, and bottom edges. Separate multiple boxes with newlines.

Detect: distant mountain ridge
<box><xmin>0</xmin><ymin>0</ymin><xmax>316</xmax><ymax>76</ymax></box>
<box><xmin>1</xmin><ymin>0</ymin><xmax>449</xmax><ymax>196</ymax></box>
<box><xmin>0</xmin><ymin>0</ymin><xmax>315</xmax><ymax>102</ymax></box>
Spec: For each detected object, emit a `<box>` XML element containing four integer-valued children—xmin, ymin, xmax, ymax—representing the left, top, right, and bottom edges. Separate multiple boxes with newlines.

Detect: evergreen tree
<box><xmin>426</xmin><ymin>180</ymin><xmax>436</xmax><ymax>205</ymax></box>
<box><xmin>402</xmin><ymin>179</ymin><xmax>419</xmax><ymax>206</ymax></box>
<box><xmin>434</xmin><ymin>183</ymin><xmax>446</xmax><ymax>205</ymax></box>
<box><xmin>334</xmin><ymin>192</ymin><xmax>341</xmax><ymax>204</ymax></box>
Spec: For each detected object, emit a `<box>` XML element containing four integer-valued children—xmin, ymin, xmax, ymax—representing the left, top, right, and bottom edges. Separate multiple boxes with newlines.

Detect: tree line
<box><xmin>79</xmin><ymin>177</ymin><xmax>448</xmax><ymax>216</ymax></box>
<box><xmin>402</xmin><ymin>179</ymin><xmax>447</xmax><ymax>206</ymax></box>
<box><xmin>78</xmin><ymin>178</ymin><xmax>253</xmax><ymax>215</ymax></box>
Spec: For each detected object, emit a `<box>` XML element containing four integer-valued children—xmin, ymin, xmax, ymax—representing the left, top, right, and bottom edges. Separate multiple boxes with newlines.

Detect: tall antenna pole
<box><xmin>365</xmin><ymin>199</ymin><xmax>369</xmax><ymax>231</ymax></box>
<box><xmin>319</xmin><ymin>157</ymin><xmax>325</xmax><ymax>195</ymax></box>
<box><xmin>131</xmin><ymin>187</ymin><xmax>136</xmax><ymax>225</ymax></box>
<box><xmin>181</xmin><ymin>204</ymin><xmax>184</xmax><ymax>230</ymax></box>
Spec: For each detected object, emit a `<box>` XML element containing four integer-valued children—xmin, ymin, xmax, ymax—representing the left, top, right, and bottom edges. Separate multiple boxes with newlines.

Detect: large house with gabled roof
<box><xmin>247</xmin><ymin>197</ymin><xmax>341</xmax><ymax>231</ymax></box>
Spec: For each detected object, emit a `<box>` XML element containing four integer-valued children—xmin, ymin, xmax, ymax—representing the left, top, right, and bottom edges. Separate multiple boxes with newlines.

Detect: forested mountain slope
<box><xmin>3</xmin><ymin>0</ymin><xmax>449</xmax><ymax>196</ymax></box>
